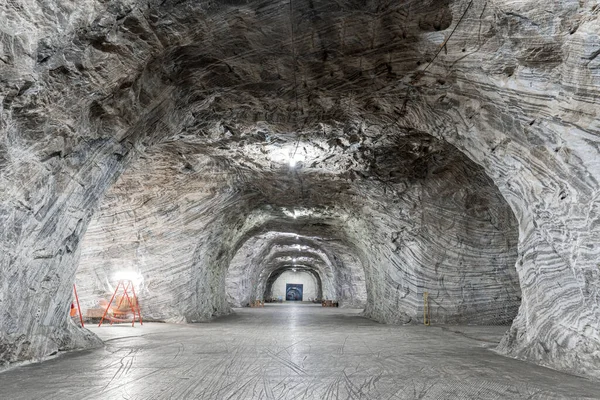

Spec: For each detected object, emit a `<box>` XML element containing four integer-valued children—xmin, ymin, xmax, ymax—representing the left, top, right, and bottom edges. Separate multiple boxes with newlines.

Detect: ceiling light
<box><xmin>268</xmin><ymin>145</ymin><xmax>305</xmax><ymax>168</ymax></box>
<box><xmin>283</xmin><ymin>208</ymin><xmax>312</xmax><ymax>220</ymax></box>
<box><xmin>288</xmin><ymin>152</ymin><xmax>304</xmax><ymax>168</ymax></box>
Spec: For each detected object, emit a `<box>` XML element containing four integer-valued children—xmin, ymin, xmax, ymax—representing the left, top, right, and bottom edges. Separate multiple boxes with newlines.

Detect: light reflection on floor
<box><xmin>1</xmin><ymin>304</ymin><xmax>599</xmax><ymax>399</ymax></box>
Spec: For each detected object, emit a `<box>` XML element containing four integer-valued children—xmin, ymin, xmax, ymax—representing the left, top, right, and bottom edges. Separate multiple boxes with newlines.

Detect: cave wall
<box><xmin>340</xmin><ymin>148</ymin><xmax>520</xmax><ymax>325</ymax></box>
<box><xmin>74</xmin><ymin>145</ymin><xmax>241</xmax><ymax>322</ymax></box>
<box><xmin>0</xmin><ymin>0</ymin><xmax>598</xmax><ymax>380</ymax></box>
<box><xmin>75</xmin><ymin>132</ymin><xmax>517</xmax><ymax>325</ymax></box>
<box><xmin>0</xmin><ymin>0</ymin><xmax>177</xmax><ymax>365</ymax></box>
<box><xmin>418</xmin><ymin>155</ymin><xmax>521</xmax><ymax>324</ymax></box>
<box><xmin>405</xmin><ymin>1</ymin><xmax>600</xmax><ymax>378</ymax></box>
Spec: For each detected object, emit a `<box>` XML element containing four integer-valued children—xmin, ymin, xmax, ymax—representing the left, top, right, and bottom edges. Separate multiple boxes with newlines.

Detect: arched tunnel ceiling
<box><xmin>0</xmin><ymin>0</ymin><xmax>599</xmax><ymax>381</ymax></box>
<box><xmin>75</xmin><ymin>129</ymin><xmax>520</xmax><ymax>324</ymax></box>
<box><xmin>226</xmin><ymin>231</ymin><xmax>367</xmax><ymax>308</ymax></box>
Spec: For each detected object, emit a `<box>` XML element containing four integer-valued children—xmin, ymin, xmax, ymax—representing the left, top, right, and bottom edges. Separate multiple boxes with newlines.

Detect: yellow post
<box><xmin>423</xmin><ymin>292</ymin><xmax>430</xmax><ymax>326</ymax></box>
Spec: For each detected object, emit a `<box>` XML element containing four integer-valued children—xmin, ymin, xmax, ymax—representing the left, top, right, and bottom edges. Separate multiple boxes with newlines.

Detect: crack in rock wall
<box><xmin>0</xmin><ymin>0</ymin><xmax>598</xmax><ymax>380</ymax></box>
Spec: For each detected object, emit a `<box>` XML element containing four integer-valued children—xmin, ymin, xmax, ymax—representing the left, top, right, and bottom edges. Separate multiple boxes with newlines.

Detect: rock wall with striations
<box><xmin>0</xmin><ymin>0</ymin><xmax>598</xmax><ymax>380</ymax></box>
<box><xmin>75</xmin><ymin>131</ymin><xmax>519</xmax><ymax>327</ymax></box>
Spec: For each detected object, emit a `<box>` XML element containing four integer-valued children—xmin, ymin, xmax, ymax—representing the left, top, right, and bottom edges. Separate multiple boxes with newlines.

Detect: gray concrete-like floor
<box><xmin>1</xmin><ymin>304</ymin><xmax>599</xmax><ymax>399</ymax></box>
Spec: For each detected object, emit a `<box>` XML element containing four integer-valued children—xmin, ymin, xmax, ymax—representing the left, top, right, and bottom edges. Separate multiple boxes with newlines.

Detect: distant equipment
<box><xmin>98</xmin><ymin>279</ymin><xmax>143</xmax><ymax>327</ymax></box>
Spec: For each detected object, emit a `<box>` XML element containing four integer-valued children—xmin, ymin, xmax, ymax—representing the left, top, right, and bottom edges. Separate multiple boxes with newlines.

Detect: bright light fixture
<box><xmin>283</xmin><ymin>208</ymin><xmax>312</xmax><ymax>220</ymax></box>
<box><xmin>267</xmin><ymin>144</ymin><xmax>306</xmax><ymax>168</ymax></box>
<box><xmin>288</xmin><ymin>152</ymin><xmax>304</xmax><ymax>168</ymax></box>
<box><xmin>113</xmin><ymin>270</ymin><xmax>143</xmax><ymax>286</ymax></box>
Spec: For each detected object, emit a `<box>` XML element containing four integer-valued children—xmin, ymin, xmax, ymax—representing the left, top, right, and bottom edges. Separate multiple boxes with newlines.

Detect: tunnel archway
<box><xmin>0</xmin><ymin>0</ymin><xmax>597</xmax><ymax>382</ymax></box>
<box><xmin>73</xmin><ymin>127</ymin><xmax>521</xmax><ymax>328</ymax></box>
<box><xmin>264</xmin><ymin>266</ymin><xmax>324</xmax><ymax>302</ymax></box>
<box><xmin>225</xmin><ymin>227</ymin><xmax>368</xmax><ymax>308</ymax></box>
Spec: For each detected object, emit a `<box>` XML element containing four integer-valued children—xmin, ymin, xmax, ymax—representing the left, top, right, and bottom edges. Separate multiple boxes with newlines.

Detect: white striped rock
<box><xmin>0</xmin><ymin>0</ymin><xmax>598</xmax><ymax>380</ymax></box>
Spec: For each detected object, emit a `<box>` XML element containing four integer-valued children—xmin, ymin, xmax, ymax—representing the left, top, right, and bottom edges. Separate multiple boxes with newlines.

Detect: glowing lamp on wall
<box><xmin>113</xmin><ymin>270</ymin><xmax>144</xmax><ymax>287</ymax></box>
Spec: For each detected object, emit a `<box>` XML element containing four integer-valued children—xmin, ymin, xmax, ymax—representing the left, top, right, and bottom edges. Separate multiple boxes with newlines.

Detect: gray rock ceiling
<box><xmin>0</xmin><ymin>0</ymin><xmax>599</xmax><ymax>381</ymax></box>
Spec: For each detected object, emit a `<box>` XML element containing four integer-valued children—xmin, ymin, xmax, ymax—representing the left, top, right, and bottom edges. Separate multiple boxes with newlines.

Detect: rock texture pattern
<box><xmin>75</xmin><ymin>133</ymin><xmax>517</xmax><ymax>325</ymax></box>
<box><xmin>0</xmin><ymin>0</ymin><xmax>598</xmax><ymax>380</ymax></box>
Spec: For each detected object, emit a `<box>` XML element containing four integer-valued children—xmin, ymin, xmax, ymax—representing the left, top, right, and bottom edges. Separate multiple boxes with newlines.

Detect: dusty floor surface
<box><xmin>1</xmin><ymin>304</ymin><xmax>598</xmax><ymax>400</ymax></box>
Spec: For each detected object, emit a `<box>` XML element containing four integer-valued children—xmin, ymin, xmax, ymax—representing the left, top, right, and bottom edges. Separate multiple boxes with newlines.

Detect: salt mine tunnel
<box><xmin>0</xmin><ymin>0</ymin><xmax>599</xmax><ymax>398</ymax></box>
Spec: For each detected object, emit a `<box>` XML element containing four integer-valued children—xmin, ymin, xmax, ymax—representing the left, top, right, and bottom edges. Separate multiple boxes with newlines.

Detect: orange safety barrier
<box><xmin>72</xmin><ymin>283</ymin><xmax>84</xmax><ymax>328</ymax></box>
<box><xmin>98</xmin><ymin>279</ymin><xmax>143</xmax><ymax>327</ymax></box>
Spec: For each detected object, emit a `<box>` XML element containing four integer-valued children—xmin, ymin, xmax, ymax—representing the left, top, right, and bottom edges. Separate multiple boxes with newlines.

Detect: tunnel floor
<box><xmin>1</xmin><ymin>304</ymin><xmax>598</xmax><ymax>399</ymax></box>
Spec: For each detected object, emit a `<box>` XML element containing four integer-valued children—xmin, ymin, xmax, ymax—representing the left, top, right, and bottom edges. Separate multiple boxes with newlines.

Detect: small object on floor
<box><xmin>322</xmin><ymin>300</ymin><xmax>338</xmax><ymax>307</ymax></box>
<box><xmin>250</xmin><ymin>300</ymin><xmax>264</xmax><ymax>308</ymax></box>
<box><xmin>85</xmin><ymin>308</ymin><xmax>105</xmax><ymax>322</ymax></box>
